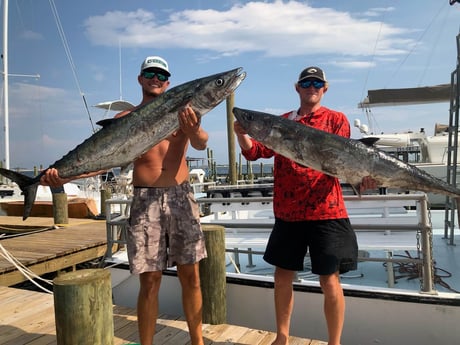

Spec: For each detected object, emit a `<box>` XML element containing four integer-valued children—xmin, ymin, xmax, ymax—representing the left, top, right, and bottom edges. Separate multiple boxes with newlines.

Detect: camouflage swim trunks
<box><xmin>127</xmin><ymin>182</ymin><xmax>207</xmax><ymax>274</ymax></box>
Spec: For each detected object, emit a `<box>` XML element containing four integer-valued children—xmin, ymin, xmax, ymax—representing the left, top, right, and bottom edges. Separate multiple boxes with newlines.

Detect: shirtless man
<box><xmin>41</xmin><ymin>56</ymin><xmax>208</xmax><ymax>345</ymax></box>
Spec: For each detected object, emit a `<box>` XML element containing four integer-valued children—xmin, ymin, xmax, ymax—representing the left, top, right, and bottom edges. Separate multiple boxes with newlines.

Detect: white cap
<box><xmin>140</xmin><ymin>56</ymin><xmax>170</xmax><ymax>76</ymax></box>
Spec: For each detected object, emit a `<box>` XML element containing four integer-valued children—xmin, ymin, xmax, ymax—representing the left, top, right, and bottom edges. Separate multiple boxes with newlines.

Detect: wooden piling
<box><xmin>53</xmin><ymin>269</ymin><xmax>114</xmax><ymax>345</ymax></box>
<box><xmin>200</xmin><ymin>224</ymin><xmax>227</xmax><ymax>324</ymax></box>
<box><xmin>100</xmin><ymin>189</ymin><xmax>111</xmax><ymax>216</ymax></box>
<box><xmin>52</xmin><ymin>192</ymin><xmax>68</xmax><ymax>224</ymax></box>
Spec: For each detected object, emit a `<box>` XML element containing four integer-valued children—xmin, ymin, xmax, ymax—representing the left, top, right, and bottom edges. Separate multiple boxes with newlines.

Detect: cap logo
<box><xmin>307</xmin><ymin>68</ymin><xmax>318</xmax><ymax>74</ymax></box>
<box><xmin>146</xmin><ymin>58</ymin><xmax>167</xmax><ymax>68</ymax></box>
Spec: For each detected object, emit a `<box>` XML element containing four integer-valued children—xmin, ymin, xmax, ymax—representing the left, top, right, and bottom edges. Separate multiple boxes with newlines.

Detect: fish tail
<box><xmin>0</xmin><ymin>168</ymin><xmax>41</xmax><ymax>220</ymax></box>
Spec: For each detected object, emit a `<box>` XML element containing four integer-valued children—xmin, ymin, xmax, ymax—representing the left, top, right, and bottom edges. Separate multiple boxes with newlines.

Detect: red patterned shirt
<box><xmin>241</xmin><ymin>106</ymin><xmax>350</xmax><ymax>221</ymax></box>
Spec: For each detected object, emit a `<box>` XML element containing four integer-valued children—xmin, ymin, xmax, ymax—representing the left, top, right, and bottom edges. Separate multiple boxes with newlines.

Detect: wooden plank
<box><xmin>0</xmin><ymin>219</ymin><xmax>108</xmax><ymax>285</ymax></box>
<box><xmin>0</xmin><ymin>287</ymin><xmax>323</xmax><ymax>345</ymax></box>
<box><xmin>154</xmin><ymin>317</ymin><xmax>189</xmax><ymax>344</ymax></box>
<box><xmin>207</xmin><ymin>323</ymin><xmax>252</xmax><ymax>342</ymax></box>
<box><xmin>237</xmin><ymin>328</ymin><xmax>274</xmax><ymax>345</ymax></box>
<box><xmin>3</xmin><ymin>245</ymin><xmax>106</xmax><ymax>284</ymax></box>
<box><xmin>0</xmin><ymin>245</ymin><xmax>107</xmax><ymax>286</ymax></box>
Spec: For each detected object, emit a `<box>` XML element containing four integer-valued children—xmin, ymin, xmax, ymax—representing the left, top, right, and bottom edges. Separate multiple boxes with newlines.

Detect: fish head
<box><xmin>189</xmin><ymin>68</ymin><xmax>246</xmax><ymax>116</ymax></box>
<box><xmin>232</xmin><ymin>107</ymin><xmax>275</xmax><ymax>141</ymax></box>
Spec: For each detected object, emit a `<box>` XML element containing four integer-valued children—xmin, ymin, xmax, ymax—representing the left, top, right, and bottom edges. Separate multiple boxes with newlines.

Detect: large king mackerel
<box><xmin>0</xmin><ymin>68</ymin><xmax>246</xmax><ymax>220</ymax></box>
<box><xmin>232</xmin><ymin>107</ymin><xmax>460</xmax><ymax>199</ymax></box>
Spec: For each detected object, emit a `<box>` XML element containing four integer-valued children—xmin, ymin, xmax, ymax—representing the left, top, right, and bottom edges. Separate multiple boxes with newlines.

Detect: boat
<box><xmin>355</xmin><ymin>73</ymin><xmax>460</xmax><ymax>208</ymax></box>
<box><xmin>104</xmin><ymin>191</ymin><xmax>460</xmax><ymax>345</ymax></box>
<box><xmin>0</xmin><ymin>0</ymin><xmax>106</xmax><ymax>218</ymax></box>
<box><xmin>353</xmin><ymin>119</ymin><xmax>459</xmax><ymax>206</ymax></box>
<box><xmin>0</xmin><ymin>103</ymin><xmax>134</xmax><ymax>218</ymax></box>
<box><xmin>103</xmin><ymin>30</ymin><xmax>460</xmax><ymax>343</ymax></box>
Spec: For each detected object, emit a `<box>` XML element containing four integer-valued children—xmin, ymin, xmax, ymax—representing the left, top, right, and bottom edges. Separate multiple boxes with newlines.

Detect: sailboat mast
<box><xmin>2</xmin><ymin>0</ymin><xmax>9</xmax><ymax>170</ymax></box>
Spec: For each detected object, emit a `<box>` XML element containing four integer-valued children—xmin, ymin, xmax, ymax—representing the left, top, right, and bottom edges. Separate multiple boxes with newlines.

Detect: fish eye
<box><xmin>215</xmin><ymin>78</ymin><xmax>224</xmax><ymax>87</ymax></box>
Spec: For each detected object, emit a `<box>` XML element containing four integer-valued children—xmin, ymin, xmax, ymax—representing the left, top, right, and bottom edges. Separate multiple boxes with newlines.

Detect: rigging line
<box><xmin>417</xmin><ymin>6</ymin><xmax>451</xmax><ymax>86</ymax></box>
<box><xmin>383</xmin><ymin>1</ymin><xmax>448</xmax><ymax>88</ymax></box>
<box><xmin>359</xmin><ymin>16</ymin><xmax>385</xmax><ymax>109</ymax></box>
<box><xmin>48</xmin><ymin>0</ymin><xmax>95</xmax><ymax>132</ymax></box>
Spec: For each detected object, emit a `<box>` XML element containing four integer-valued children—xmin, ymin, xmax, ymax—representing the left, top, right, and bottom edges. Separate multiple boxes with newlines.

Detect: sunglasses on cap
<box><xmin>298</xmin><ymin>79</ymin><xmax>325</xmax><ymax>89</ymax></box>
<box><xmin>141</xmin><ymin>70</ymin><xmax>169</xmax><ymax>82</ymax></box>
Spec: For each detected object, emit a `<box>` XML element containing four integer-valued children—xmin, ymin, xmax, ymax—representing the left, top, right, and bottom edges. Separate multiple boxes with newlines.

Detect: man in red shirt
<box><xmin>234</xmin><ymin>66</ymin><xmax>374</xmax><ymax>345</ymax></box>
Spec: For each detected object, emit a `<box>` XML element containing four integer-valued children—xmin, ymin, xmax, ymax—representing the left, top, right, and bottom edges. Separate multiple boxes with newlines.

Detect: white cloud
<box><xmin>361</xmin><ymin>7</ymin><xmax>396</xmax><ymax>17</ymax></box>
<box><xmin>20</xmin><ymin>29</ymin><xmax>43</xmax><ymax>40</ymax></box>
<box><xmin>83</xmin><ymin>1</ymin><xmax>414</xmax><ymax>60</ymax></box>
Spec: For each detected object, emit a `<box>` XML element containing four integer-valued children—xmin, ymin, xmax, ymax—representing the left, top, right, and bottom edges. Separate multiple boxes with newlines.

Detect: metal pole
<box><xmin>419</xmin><ymin>196</ymin><xmax>436</xmax><ymax>294</ymax></box>
<box><xmin>226</xmin><ymin>93</ymin><xmax>237</xmax><ymax>185</ymax></box>
<box><xmin>2</xmin><ymin>0</ymin><xmax>9</xmax><ymax>169</ymax></box>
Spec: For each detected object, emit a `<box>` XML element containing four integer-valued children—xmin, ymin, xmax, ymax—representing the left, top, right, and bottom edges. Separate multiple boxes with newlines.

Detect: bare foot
<box><xmin>271</xmin><ymin>335</ymin><xmax>289</xmax><ymax>345</ymax></box>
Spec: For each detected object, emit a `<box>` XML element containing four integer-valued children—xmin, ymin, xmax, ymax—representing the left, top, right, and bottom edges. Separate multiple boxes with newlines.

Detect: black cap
<box><xmin>298</xmin><ymin>66</ymin><xmax>327</xmax><ymax>82</ymax></box>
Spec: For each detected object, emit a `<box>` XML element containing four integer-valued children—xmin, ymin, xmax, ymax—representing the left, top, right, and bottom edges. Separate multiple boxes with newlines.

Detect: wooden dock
<box><xmin>0</xmin><ymin>286</ymin><xmax>325</xmax><ymax>344</ymax></box>
<box><xmin>0</xmin><ymin>216</ymin><xmax>327</xmax><ymax>344</ymax></box>
<box><xmin>0</xmin><ymin>216</ymin><xmax>108</xmax><ymax>286</ymax></box>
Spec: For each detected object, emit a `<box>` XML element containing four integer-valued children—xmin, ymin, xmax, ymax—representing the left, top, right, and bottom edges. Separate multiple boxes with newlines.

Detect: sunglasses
<box><xmin>141</xmin><ymin>71</ymin><xmax>169</xmax><ymax>82</ymax></box>
<box><xmin>298</xmin><ymin>79</ymin><xmax>325</xmax><ymax>89</ymax></box>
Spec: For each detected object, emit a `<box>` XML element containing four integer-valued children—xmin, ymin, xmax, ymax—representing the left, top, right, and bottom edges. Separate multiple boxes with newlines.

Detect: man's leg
<box><xmin>137</xmin><ymin>271</ymin><xmax>162</xmax><ymax>345</ymax></box>
<box><xmin>271</xmin><ymin>267</ymin><xmax>296</xmax><ymax>345</ymax></box>
<box><xmin>319</xmin><ymin>272</ymin><xmax>344</xmax><ymax>345</ymax></box>
<box><xmin>177</xmin><ymin>263</ymin><xmax>204</xmax><ymax>345</ymax></box>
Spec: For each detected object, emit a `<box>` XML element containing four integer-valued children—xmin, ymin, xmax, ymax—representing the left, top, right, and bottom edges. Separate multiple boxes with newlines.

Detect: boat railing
<box><xmin>198</xmin><ymin>193</ymin><xmax>435</xmax><ymax>293</ymax></box>
<box><xmin>190</xmin><ymin>181</ymin><xmax>217</xmax><ymax>194</ymax></box>
<box><xmin>104</xmin><ymin>198</ymin><xmax>132</xmax><ymax>259</ymax></box>
<box><xmin>103</xmin><ymin>193</ymin><xmax>435</xmax><ymax>294</ymax></box>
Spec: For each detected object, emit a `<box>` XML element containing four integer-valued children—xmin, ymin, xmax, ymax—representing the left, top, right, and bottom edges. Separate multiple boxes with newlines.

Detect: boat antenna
<box><xmin>48</xmin><ymin>0</ymin><xmax>95</xmax><ymax>132</ymax></box>
<box><xmin>119</xmin><ymin>40</ymin><xmax>123</xmax><ymax>101</ymax></box>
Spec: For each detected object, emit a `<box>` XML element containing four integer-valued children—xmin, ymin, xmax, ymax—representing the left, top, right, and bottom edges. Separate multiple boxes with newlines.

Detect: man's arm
<box><xmin>179</xmin><ymin>105</ymin><xmax>208</xmax><ymax>150</ymax></box>
<box><xmin>40</xmin><ymin>168</ymin><xmax>106</xmax><ymax>188</ymax></box>
<box><xmin>233</xmin><ymin>121</ymin><xmax>253</xmax><ymax>150</ymax></box>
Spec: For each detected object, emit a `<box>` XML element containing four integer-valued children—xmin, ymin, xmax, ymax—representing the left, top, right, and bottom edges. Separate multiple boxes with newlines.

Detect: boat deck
<box><xmin>0</xmin><ymin>217</ymin><xmax>108</xmax><ymax>286</ymax></box>
<box><xmin>0</xmin><ymin>286</ymin><xmax>325</xmax><ymax>345</ymax></box>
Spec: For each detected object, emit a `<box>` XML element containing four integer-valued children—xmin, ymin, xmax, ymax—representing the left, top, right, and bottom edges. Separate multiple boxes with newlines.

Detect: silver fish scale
<box><xmin>0</xmin><ymin>68</ymin><xmax>246</xmax><ymax>220</ymax></box>
<box><xmin>50</xmin><ymin>68</ymin><xmax>246</xmax><ymax>178</ymax></box>
<box><xmin>233</xmin><ymin>107</ymin><xmax>460</xmax><ymax>199</ymax></box>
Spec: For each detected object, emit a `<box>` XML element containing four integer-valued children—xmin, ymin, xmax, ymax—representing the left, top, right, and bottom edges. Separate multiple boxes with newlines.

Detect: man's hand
<box><xmin>359</xmin><ymin>176</ymin><xmax>378</xmax><ymax>194</ymax></box>
<box><xmin>40</xmin><ymin>168</ymin><xmax>71</xmax><ymax>188</ymax></box>
<box><xmin>178</xmin><ymin>104</ymin><xmax>208</xmax><ymax>150</ymax></box>
<box><xmin>233</xmin><ymin>121</ymin><xmax>247</xmax><ymax>136</ymax></box>
<box><xmin>179</xmin><ymin>104</ymin><xmax>201</xmax><ymax>136</ymax></box>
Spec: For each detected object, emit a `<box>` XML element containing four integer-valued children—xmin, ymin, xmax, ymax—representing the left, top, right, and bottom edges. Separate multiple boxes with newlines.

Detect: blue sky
<box><xmin>1</xmin><ymin>0</ymin><xmax>460</xmax><ymax>169</ymax></box>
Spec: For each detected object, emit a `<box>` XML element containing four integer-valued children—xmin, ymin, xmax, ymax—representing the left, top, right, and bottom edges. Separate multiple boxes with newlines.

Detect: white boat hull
<box><xmin>110</xmin><ymin>268</ymin><xmax>460</xmax><ymax>345</ymax></box>
<box><xmin>106</xmin><ymin>192</ymin><xmax>460</xmax><ymax>344</ymax></box>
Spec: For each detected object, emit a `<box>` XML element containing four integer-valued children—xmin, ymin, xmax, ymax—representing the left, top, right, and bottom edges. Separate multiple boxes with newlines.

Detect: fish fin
<box><xmin>0</xmin><ymin>168</ymin><xmax>41</xmax><ymax>220</ymax></box>
<box><xmin>22</xmin><ymin>182</ymin><xmax>40</xmax><ymax>220</ymax></box>
<box><xmin>96</xmin><ymin>118</ymin><xmax>119</xmax><ymax>127</ymax></box>
<box><xmin>358</xmin><ymin>137</ymin><xmax>380</xmax><ymax>146</ymax></box>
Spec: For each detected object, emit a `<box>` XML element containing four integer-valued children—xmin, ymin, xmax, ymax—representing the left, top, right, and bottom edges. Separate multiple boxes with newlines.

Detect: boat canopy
<box><xmin>93</xmin><ymin>100</ymin><xmax>135</xmax><ymax>112</ymax></box>
<box><xmin>358</xmin><ymin>84</ymin><xmax>451</xmax><ymax>108</ymax></box>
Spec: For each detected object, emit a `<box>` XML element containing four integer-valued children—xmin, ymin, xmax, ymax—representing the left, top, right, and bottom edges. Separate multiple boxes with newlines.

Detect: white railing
<box><xmin>198</xmin><ymin>193</ymin><xmax>435</xmax><ymax>293</ymax></box>
<box><xmin>104</xmin><ymin>193</ymin><xmax>436</xmax><ymax>293</ymax></box>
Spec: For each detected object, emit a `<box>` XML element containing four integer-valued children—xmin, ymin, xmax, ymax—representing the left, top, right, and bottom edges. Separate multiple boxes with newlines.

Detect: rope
<box><xmin>384</xmin><ymin>250</ymin><xmax>460</xmax><ymax>293</ymax></box>
<box><xmin>226</xmin><ymin>252</ymin><xmax>241</xmax><ymax>274</ymax></box>
<box><xmin>0</xmin><ymin>226</ymin><xmax>56</xmax><ymax>238</ymax></box>
<box><xmin>0</xmin><ymin>242</ymin><xmax>53</xmax><ymax>294</ymax></box>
